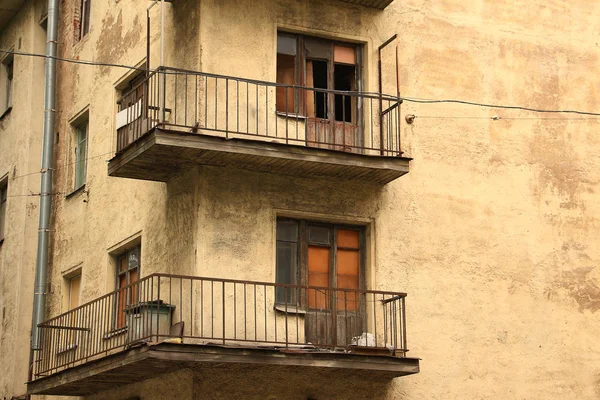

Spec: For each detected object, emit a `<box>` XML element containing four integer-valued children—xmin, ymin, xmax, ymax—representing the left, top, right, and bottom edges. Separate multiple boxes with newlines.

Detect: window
<box><xmin>276</xmin><ymin>219</ymin><xmax>363</xmax><ymax>310</ymax></box>
<box><xmin>67</xmin><ymin>274</ymin><xmax>81</xmax><ymax>311</ymax></box>
<box><xmin>0</xmin><ymin>180</ymin><xmax>7</xmax><ymax>242</ymax></box>
<box><xmin>115</xmin><ymin>246</ymin><xmax>140</xmax><ymax>328</ymax></box>
<box><xmin>72</xmin><ymin>114</ymin><xmax>88</xmax><ymax>191</ymax></box>
<box><xmin>78</xmin><ymin>0</ymin><xmax>91</xmax><ymax>40</ymax></box>
<box><xmin>1</xmin><ymin>53</ymin><xmax>14</xmax><ymax>116</ymax></box>
<box><xmin>276</xmin><ymin>33</ymin><xmax>360</xmax><ymax>123</ymax></box>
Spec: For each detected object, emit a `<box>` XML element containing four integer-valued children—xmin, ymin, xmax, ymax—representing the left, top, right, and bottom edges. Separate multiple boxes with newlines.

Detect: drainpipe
<box><xmin>31</xmin><ymin>0</ymin><xmax>59</xmax><ymax>351</ymax></box>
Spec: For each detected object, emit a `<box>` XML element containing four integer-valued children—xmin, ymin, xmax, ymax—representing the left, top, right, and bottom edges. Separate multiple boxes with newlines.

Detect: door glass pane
<box><xmin>276</xmin><ymin>241</ymin><xmax>297</xmax><ymax>303</ymax></box>
<box><xmin>276</xmin><ymin>54</ymin><xmax>296</xmax><ymax>113</ymax></box>
<box><xmin>117</xmin><ymin>275</ymin><xmax>127</xmax><ymax>328</ymax></box>
<box><xmin>276</xmin><ymin>220</ymin><xmax>298</xmax><ymax>241</ymax></box>
<box><xmin>277</xmin><ymin>33</ymin><xmax>297</xmax><ymax>56</ymax></box>
<box><xmin>128</xmin><ymin>247</ymin><xmax>140</xmax><ymax>270</ymax></box>
<box><xmin>308</xmin><ymin>246</ymin><xmax>330</xmax><ymax>309</ymax></box>
<box><xmin>308</xmin><ymin>226</ymin><xmax>330</xmax><ymax>245</ymax></box>
<box><xmin>129</xmin><ymin>268</ymin><xmax>139</xmax><ymax>304</ymax></box>
<box><xmin>337</xmin><ymin>229</ymin><xmax>359</xmax><ymax>248</ymax></box>
<box><xmin>118</xmin><ymin>256</ymin><xmax>127</xmax><ymax>272</ymax></box>
<box><xmin>334</xmin><ymin>45</ymin><xmax>356</xmax><ymax>64</ymax></box>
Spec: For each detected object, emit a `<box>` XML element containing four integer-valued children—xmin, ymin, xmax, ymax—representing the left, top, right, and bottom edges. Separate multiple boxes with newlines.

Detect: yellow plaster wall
<box><xmin>0</xmin><ymin>0</ymin><xmax>47</xmax><ymax>397</ymax></box>
<box><xmin>8</xmin><ymin>0</ymin><xmax>598</xmax><ymax>399</ymax></box>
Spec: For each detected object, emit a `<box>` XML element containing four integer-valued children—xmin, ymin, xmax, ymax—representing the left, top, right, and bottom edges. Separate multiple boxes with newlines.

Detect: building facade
<box><xmin>0</xmin><ymin>0</ymin><xmax>599</xmax><ymax>399</ymax></box>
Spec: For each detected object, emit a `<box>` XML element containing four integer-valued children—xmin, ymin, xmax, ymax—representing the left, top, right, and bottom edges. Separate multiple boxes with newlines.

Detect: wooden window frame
<box><xmin>0</xmin><ymin>178</ymin><xmax>7</xmax><ymax>243</ymax></box>
<box><xmin>275</xmin><ymin>218</ymin><xmax>365</xmax><ymax>309</ymax></box>
<box><xmin>114</xmin><ymin>245</ymin><xmax>141</xmax><ymax>329</ymax></box>
<box><xmin>67</xmin><ymin>274</ymin><xmax>82</xmax><ymax>311</ymax></box>
<box><xmin>73</xmin><ymin>119</ymin><xmax>88</xmax><ymax>191</ymax></box>
<box><xmin>1</xmin><ymin>53</ymin><xmax>14</xmax><ymax>117</ymax></box>
<box><xmin>276</xmin><ymin>32</ymin><xmax>363</xmax><ymax>122</ymax></box>
<box><xmin>79</xmin><ymin>0</ymin><xmax>91</xmax><ymax>40</ymax></box>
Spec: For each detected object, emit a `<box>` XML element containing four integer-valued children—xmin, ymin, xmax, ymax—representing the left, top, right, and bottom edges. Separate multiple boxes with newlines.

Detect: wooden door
<box><xmin>305</xmin><ymin>225</ymin><xmax>364</xmax><ymax>348</ymax></box>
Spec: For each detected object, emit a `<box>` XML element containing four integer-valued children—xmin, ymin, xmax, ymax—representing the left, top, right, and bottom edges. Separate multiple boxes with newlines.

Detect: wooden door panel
<box><xmin>308</xmin><ymin>246</ymin><xmax>330</xmax><ymax>309</ymax></box>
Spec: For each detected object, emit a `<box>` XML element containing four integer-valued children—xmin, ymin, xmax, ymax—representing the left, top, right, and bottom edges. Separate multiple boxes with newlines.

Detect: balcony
<box><xmin>27</xmin><ymin>273</ymin><xmax>419</xmax><ymax>396</ymax></box>
<box><xmin>108</xmin><ymin>67</ymin><xmax>410</xmax><ymax>184</ymax></box>
<box><xmin>336</xmin><ymin>0</ymin><xmax>396</xmax><ymax>9</ymax></box>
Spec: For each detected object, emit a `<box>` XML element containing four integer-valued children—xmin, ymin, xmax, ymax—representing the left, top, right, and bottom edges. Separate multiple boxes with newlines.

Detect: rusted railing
<box><xmin>32</xmin><ymin>273</ymin><xmax>408</xmax><ymax>379</ymax></box>
<box><xmin>116</xmin><ymin>67</ymin><xmax>403</xmax><ymax>156</ymax></box>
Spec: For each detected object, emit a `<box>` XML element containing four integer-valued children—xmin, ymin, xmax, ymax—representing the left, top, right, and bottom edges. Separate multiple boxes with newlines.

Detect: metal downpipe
<box><xmin>31</xmin><ymin>0</ymin><xmax>59</xmax><ymax>350</ymax></box>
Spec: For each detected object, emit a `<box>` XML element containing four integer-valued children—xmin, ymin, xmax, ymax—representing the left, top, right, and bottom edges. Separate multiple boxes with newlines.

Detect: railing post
<box><xmin>161</xmin><ymin>68</ymin><xmax>166</xmax><ymax>124</ymax></box>
<box><xmin>222</xmin><ymin>281</ymin><xmax>226</xmax><ymax>345</ymax></box>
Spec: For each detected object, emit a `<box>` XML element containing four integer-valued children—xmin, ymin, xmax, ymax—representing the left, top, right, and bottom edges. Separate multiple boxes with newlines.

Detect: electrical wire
<box><xmin>413</xmin><ymin>115</ymin><xmax>600</xmax><ymax>121</ymax></box>
<box><xmin>401</xmin><ymin>96</ymin><xmax>600</xmax><ymax>117</ymax></box>
<box><xmin>3</xmin><ymin>48</ymin><xmax>600</xmax><ymax>117</ymax></box>
<box><xmin>5</xmin><ymin>150</ymin><xmax>117</xmax><ymax>198</ymax></box>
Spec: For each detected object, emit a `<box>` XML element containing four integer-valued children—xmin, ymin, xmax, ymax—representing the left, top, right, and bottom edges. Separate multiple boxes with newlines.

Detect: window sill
<box><xmin>103</xmin><ymin>326</ymin><xmax>128</xmax><ymax>340</ymax></box>
<box><xmin>65</xmin><ymin>184</ymin><xmax>86</xmax><ymax>199</ymax></box>
<box><xmin>56</xmin><ymin>343</ymin><xmax>78</xmax><ymax>355</ymax></box>
<box><xmin>274</xmin><ymin>304</ymin><xmax>307</xmax><ymax>315</ymax></box>
<box><xmin>0</xmin><ymin>106</ymin><xmax>12</xmax><ymax>121</ymax></box>
<box><xmin>276</xmin><ymin>111</ymin><xmax>307</xmax><ymax>120</ymax></box>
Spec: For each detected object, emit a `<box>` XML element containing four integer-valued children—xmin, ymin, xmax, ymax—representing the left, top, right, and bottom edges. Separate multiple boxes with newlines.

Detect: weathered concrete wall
<box><xmin>0</xmin><ymin>0</ymin><xmax>46</xmax><ymax>397</ymax></box>
<box><xmin>16</xmin><ymin>0</ymin><xmax>600</xmax><ymax>399</ymax></box>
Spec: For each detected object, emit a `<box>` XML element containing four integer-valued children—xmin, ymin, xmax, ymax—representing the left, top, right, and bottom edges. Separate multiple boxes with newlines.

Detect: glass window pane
<box><xmin>337</xmin><ymin>229</ymin><xmax>359</xmax><ymax>248</ymax></box>
<box><xmin>277</xmin><ymin>33</ymin><xmax>297</xmax><ymax>56</ymax></box>
<box><xmin>74</xmin><ymin>122</ymin><xmax>87</xmax><ymax>189</ymax></box>
<box><xmin>128</xmin><ymin>246</ymin><xmax>140</xmax><ymax>270</ymax></box>
<box><xmin>276</xmin><ymin>241</ymin><xmax>297</xmax><ymax>303</ymax></box>
<box><xmin>276</xmin><ymin>220</ymin><xmax>298</xmax><ymax>241</ymax></box>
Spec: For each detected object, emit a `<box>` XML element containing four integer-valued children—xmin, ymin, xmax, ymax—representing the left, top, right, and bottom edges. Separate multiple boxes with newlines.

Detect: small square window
<box><xmin>78</xmin><ymin>0</ymin><xmax>91</xmax><ymax>40</ymax></box>
<box><xmin>0</xmin><ymin>180</ymin><xmax>7</xmax><ymax>242</ymax></box>
<box><xmin>69</xmin><ymin>111</ymin><xmax>89</xmax><ymax>192</ymax></box>
<box><xmin>1</xmin><ymin>53</ymin><xmax>14</xmax><ymax>116</ymax></box>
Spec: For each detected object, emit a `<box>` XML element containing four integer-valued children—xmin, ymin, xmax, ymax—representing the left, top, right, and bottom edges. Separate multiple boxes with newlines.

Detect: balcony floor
<box><xmin>108</xmin><ymin>128</ymin><xmax>411</xmax><ymax>184</ymax></box>
<box><xmin>27</xmin><ymin>342</ymin><xmax>420</xmax><ymax>396</ymax></box>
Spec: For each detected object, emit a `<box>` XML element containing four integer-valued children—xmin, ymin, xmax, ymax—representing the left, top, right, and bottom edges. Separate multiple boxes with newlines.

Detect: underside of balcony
<box><xmin>337</xmin><ymin>0</ymin><xmax>395</xmax><ymax>9</ymax></box>
<box><xmin>27</xmin><ymin>342</ymin><xmax>420</xmax><ymax>396</ymax></box>
<box><xmin>108</xmin><ymin>127</ymin><xmax>411</xmax><ymax>184</ymax></box>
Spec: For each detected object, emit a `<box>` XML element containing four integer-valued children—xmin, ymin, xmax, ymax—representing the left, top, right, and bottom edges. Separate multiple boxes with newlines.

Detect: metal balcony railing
<box><xmin>32</xmin><ymin>273</ymin><xmax>409</xmax><ymax>379</ymax></box>
<box><xmin>116</xmin><ymin>67</ymin><xmax>403</xmax><ymax>156</ymax></box>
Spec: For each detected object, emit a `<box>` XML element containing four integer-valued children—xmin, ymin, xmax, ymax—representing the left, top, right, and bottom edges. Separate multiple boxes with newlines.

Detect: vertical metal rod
<box><xmin>285</xmin><ymin>87</ymin><xmax>289</xmax><ymax>143</ymax></box>
<box><xmin>244</xmin><ymin>283</ymin><xmax>247</xmax><ymax>341</ymax></box>
<box><xmin>270</xmin><ymin>285</ymin><xmax>274</xmax><ymax>343</ymax></box>
<box><xmin>195</xmin><ymin>75</ymin><xmax>198</xmax><ymax>128</ymax></box>
<box><xmin>233</xmin><ymin>282</ymin><xmax>237</xmax><ymax>339</ymax></box>
<box><xmin>156</xmin><ymin>278</ymin><xmax>161</xmax><ymax>342</ymax></box>
<box><xmin>190</xmin><ymin>279</ymin><xmax>193</xmax><ymax>337</ymax></box>
<box><xmin>256</xmin><ymin>84</ymin><xmax>259</xmax><ymax>135</ymax></box>
<box><xmin>214</xmin><ymin>77</ymin><xmax>218</xmax><ymax>130</ymax></box>
<box><xmin>285</xmin><ymin>289</ymin><xmax>288</xmax><ymax>347</ymax></box>
<box><xmin>225</xmin><ymin>78</ymin><xmax>229</xmax><ymax>138</ymax></box>
<box><xmin>204</xmin><ymin>76</ymin><xmax>208</xmax><ymax>129</ymax></box>
<box><xmin>402</xmin><ymin>297</ymin><xmax>407</xmax><ymax>354</ymax></box>
<box><xmin>184</xmin><ymin>74</ymin><xmax>188</xmax><ymax>126</ymax></box>
<box><xmin>174</xmin><ymin>73</ymin><xmax>178</xmax><ymax>124</ymax></box>
<box><xmin>222</xmin><ymin>281</ymin><xmax>226</xmax><ymax>344</ymax></box>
